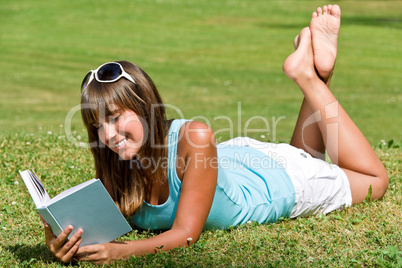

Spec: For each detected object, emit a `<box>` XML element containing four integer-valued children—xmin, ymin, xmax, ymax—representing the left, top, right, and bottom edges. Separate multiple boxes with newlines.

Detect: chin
<box><xmin>118</xmin><ymin>151</ymin><xmax>137</xmax><ymax>161</ymax></box>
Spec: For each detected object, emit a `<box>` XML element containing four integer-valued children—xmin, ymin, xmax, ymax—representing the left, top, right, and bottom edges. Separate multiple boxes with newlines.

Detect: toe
<box><xmin>317</xmin><ymin>7</ymin><xmax>322</xmax><ymax>16</ymax></box>
<box><xmin>323</xmin><ymin>5</ymin><xmax>328</xmax><ymax>15</ymax></box>
<box><xmin>312</xmin><ymin>11</ymin><xmax>318</xmax><ymax>18</ymax></box>
<box><xmin>330</xmin><ymin>5</ymin><xmax>341</xmax><ymax>17</ymax></box>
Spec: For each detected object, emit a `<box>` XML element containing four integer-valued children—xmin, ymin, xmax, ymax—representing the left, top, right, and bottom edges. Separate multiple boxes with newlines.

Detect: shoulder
<box><xmin>178</xmin><ymin>121</ymin><xmax>216</xmax><ymax>148</ymax></box>
<box><xmin>175</xmin><ymin>121</ymin><xmax>217</xmax><ymax>180</ymax></box>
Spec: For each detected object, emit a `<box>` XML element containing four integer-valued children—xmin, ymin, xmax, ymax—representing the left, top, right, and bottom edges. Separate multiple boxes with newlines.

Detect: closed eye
<box><xmin>110</xmin><ymin>114</ymin><xmax>121</xmax><ymax>124</ymax></box>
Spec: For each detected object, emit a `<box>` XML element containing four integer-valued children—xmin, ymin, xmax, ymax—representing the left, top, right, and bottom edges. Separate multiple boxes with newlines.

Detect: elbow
<box><xmin>181</xmin><ymin>226</ymin><xmax>202</xmax><ymax>246</ymax></box>
<box><xmin>171</xmin><ymin>224</ymin><xmax>202</xmax><ymax>248</ymax></box>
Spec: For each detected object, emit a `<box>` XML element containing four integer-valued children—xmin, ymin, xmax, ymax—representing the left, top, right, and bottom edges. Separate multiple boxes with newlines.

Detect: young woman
<box><xmin>42</xmin><ymin>5</ymin><xmax>388</xmax><ymax>264</ymax></box>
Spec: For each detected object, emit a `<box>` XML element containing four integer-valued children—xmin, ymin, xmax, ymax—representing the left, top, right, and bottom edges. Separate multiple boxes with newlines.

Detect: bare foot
<box><xmin>283</xmin><ymin>27</ymin><xmax>316</xmax><ymax>84</ymax></box>
<box><xmin>310</xmin><ymin>5</ymin><xmax>341</xmax><ymax>81</ymax></box>
<box><xmin>293</xmin><ymin>32</ymin><xmax>331</xmax><ymax>88</ymax></box>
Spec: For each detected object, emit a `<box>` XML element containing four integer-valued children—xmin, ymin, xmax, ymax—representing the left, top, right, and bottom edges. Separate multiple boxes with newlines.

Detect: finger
<box><xmin>74</xmin><ymin>252</ymin><xmax>94</xmax><ymax>262</ymax></box>
<box><xmin>75</xmin><ymin>244</ymin><xmax>96</xmax><ymax>256</ymax></box>
<box><xmin>39</xmin><ymin>215</ymin><xmax>47</xmax><ymax>225</ymax></box>
<box><xmin>59</xmin><ymin>237</ymin><xmax>82</xmax><ymax>263</ymax></box>
<box><xmin>49</xmin><ymin>225</ymin><xmax>74</xmax><ymax>253</ymax></box>
<box><xmin>54</xmin><ymin>229</ymin><xmax>83</xmax><ymax>261</ymax></box>
<box><xmin>44</xmin><ymin>224</ymin><xmax>56</xmax><ymax>246</ymax></box>
<box><xmin>75</xmin><ymin>245</ymin><xmax>100</xmax><ymax>262</ymax></box>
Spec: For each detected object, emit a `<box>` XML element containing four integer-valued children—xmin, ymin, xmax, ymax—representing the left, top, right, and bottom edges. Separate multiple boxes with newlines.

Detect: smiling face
<box><xmin>96</xmin><ymin>108</ymin><xmax>146</xmax><ymax>160</ymax></box>
<box><xmin>80</xmin><ymin>61</ymin><xmax>169</xmax><ymax>216</ymax></box>
<box><xmin>81</xmin><ymin>61</ymin><xmax>168</xmax><ymax>172</ymax></box>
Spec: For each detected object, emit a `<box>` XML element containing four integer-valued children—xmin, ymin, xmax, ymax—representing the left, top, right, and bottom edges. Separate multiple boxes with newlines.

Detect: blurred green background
<box><xmin>1</xmin><ymin>0</ymin><xmax>401</xmax><ymax>144</ymax></box>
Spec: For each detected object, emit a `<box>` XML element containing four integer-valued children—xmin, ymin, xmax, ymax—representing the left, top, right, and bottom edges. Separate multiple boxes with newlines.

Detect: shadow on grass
<box><xmin>5</xmin><ymin>243</ymin><xmax>76</xmax><ymax>266</ymax></box>
<box><xmin>256</xmin><ymin>16</ymin><xmax>402</xmax><ymax>30</ymax></box>
<box><xmin>342</xmin><ymin>16</ymin><xmax>402</xmax><ymax>29</ymax></box>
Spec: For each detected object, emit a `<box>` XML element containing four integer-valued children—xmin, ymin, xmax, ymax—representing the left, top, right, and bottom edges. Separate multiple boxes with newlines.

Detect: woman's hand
<box><xmin>74</xmin><ymin>242</ymin><xmax>127</xmax><ymax>265</ymax></box>
<box><xmin>41</xmin><ymin>215</ymin><xmax>125</xmax><ymax>264</ymax></box>
<box><xmin>41</xmin><ymin>216</ymin><xmax>83</xmax><ymax>263</ymax></box>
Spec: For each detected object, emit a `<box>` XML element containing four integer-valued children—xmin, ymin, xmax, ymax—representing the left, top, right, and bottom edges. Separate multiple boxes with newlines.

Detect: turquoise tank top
<box><xmin>131</xmin><ymin>119</ymin><xmax>295</xmax><ymax>230</ymax></box>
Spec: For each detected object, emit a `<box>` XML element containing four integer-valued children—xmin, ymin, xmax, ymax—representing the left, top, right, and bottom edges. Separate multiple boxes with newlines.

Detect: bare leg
<box><xmin>283</xmin><ymin>22</ymin><xmax>388</xmax><ymax>203</ymax></box>
<box><xmin>290</xmin><ymin>98</ymin><xmax>326</xmax><ymax>160</ymax></box>
<box><xmin>290</xmin><ymin>29</ymin><xmax>325</xmax><ymax>160</ymax></box>
<box><xmin>290</xmin><ymin>5</ymin><xmax>340</xmax><ymax>160</ymax></box>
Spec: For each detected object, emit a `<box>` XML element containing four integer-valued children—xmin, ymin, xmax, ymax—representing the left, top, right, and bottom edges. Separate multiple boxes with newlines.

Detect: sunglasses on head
<box><xmin>81</xmin><ymin>62</ymin><xmax>137</xmax><ymax>93</ymax></box>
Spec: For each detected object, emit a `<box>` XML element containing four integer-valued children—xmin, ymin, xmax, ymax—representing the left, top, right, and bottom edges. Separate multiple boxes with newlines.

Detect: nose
<box><xmin>103</xmin><ymin>123</ymin><xmax>117</xmax><ymax>143</ymax></box>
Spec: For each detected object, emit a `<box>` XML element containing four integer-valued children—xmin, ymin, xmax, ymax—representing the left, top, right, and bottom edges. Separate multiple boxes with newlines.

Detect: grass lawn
<box><xmin>0</xmin><ymin>0</ymin><xmax>401</xmax><ymax>267</ymax></box>
<box><xmin>1</xmin><ymin>132</ymin><xmax>401</xmax><ymax>267</ymax></box>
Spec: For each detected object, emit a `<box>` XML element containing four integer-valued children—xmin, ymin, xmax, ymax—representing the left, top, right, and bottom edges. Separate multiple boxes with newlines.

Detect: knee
<box><xmin>373</xmin><ymin>171</ymin><xmax>389</xmax><ymax>200</ymax></box>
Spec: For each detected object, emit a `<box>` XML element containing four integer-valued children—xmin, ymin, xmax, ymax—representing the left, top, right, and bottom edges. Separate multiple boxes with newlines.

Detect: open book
<box><xmin>19</xmin><ymin>169</ymin><xmax>132</xmax><ymax>247</ymax></box>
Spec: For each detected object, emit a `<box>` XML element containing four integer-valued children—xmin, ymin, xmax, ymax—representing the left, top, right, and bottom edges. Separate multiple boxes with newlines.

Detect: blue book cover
<box><xmin>20</xmin><ymin>169</ymin><xmax>132</xmax><ymax>247</ymax></box>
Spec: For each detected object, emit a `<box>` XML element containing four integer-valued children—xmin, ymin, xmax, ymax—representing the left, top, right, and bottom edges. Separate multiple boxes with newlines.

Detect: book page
<box><xmin>31</xmin><ymin>170</ymin><xmax>51</xmax><ymax>204</ymax></box>
<box><xmin>19</xmin><ymin>170</ymin><xmax>50</xmax><ymax>207</ymax></box>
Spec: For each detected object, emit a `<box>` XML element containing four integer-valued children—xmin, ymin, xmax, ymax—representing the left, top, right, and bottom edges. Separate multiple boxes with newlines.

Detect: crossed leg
<box><xmin>284</xmin><ymin>5</ymin><xmax>388</xmax><ymax>204</ymax></box>
<box><xmin>290</xmin><ymin>5</ymin><xmax>341</xmax><ymax>160</ymax></box>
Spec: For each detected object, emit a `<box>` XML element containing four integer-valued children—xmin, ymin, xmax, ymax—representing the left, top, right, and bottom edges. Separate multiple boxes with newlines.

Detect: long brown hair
<box><xmin>80</xmin><ymin>61</ymin><xmax>169</xmax><ymax>217</ymax></box>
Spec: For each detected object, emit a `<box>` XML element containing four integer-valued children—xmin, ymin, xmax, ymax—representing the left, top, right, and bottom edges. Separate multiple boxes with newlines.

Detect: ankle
<box><xmin>293</xmin><ymin>70</ymin><xmax>319</xmax><ymax>86</ymax></box>
<box><xmin>295</xmin><ymin>73</ymin><xmax>322</xmax><ymax>89</ymax></box>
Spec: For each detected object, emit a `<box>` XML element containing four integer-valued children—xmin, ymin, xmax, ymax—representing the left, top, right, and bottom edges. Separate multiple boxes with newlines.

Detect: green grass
<box><xmin>0</xmin><ymin>0</ymin><xmax>401</xmax><ymax>267</ymax></box>
<box><xmin>1</xmin><ymin>132</ymin><xmax>401</xmax><ymax>267</ymax></box>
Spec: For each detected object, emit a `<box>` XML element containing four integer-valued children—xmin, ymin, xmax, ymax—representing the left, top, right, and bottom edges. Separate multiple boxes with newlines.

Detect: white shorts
<box><xmin>220</xmin><ymin>137</ymin><xmax>352</xmax><ymax>218</ymax></box>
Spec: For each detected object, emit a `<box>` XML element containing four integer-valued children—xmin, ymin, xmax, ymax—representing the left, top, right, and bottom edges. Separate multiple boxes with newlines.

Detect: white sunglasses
<box><xmin>81</xmin><ymin>62</ymin><xmax>136</xmax><ymax>92</ymax></box>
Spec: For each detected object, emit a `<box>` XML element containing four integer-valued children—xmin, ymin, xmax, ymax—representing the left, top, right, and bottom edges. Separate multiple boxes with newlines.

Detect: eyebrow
<box><xmin>109</xmin><ymin>107</ymin><xmax>123</xmax><ymax>114</ymax></box>
<box><xmin>100</xmin><ymin>107</ymin><xmax>122</xmax><ymax>118</ymax></box>
<box><xmin>113</xmin><ymin>108</ymin><xmax>123</xmax><ymax>113</ymax></box>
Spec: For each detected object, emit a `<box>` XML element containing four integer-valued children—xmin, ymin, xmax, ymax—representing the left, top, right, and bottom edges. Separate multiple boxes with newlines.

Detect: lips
<box><xmin>114</xmin><ymin>138</ymin><xmax>127</xmax><ymax>149</ymax></box>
